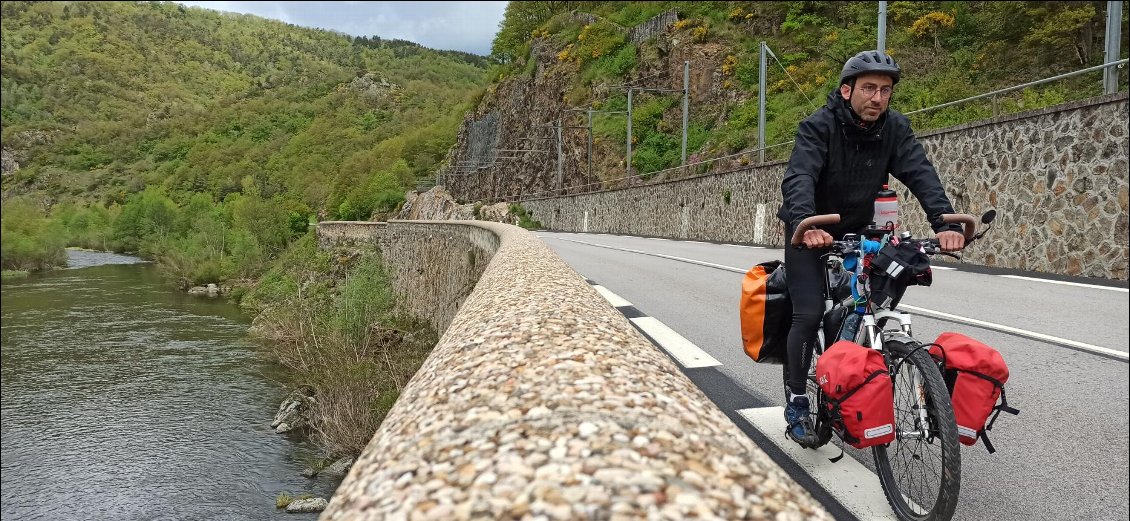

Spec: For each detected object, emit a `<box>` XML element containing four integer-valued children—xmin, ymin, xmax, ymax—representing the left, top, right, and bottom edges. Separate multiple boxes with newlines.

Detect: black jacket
<box><xmin>778</xmin><ymin>90</ymin><xmax>960</xmax><ymax>239</ymax></box>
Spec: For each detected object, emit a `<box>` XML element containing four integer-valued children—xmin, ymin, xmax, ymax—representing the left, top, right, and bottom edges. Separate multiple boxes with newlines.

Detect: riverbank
<box><xmin>240</xmin><ymin>233</ymin><xmax>438</xmax><ymax>462</ymax></box>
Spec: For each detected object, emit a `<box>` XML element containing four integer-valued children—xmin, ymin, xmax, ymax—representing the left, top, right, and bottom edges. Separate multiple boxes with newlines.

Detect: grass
<box><xmin>1</xmin><ymin>270</ymin><xmax>30</xmax><ymax>281</ymax></box>
<box><xmin>246</xmin><ymin>243</ymin><xmax>438</xmax><ymax>458</ymax></box>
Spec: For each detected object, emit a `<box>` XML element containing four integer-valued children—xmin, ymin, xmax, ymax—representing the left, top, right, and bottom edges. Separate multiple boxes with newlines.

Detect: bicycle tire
<box><xmin>873</xmin><ymin>335</ymin><xmax>961</xmax><ymax>521</ymax></box>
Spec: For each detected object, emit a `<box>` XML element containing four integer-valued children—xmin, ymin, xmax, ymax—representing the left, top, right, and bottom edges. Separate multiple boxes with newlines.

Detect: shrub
<box><xmin>1</xmin><ymin>197</ymin><xmax>67</xmax><ymax>272</ymax></box>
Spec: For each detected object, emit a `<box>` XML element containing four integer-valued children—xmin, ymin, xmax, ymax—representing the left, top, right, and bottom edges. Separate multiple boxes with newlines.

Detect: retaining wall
<box><xmin>521</xmin><ymin>93</ymin><xmax>1129</xmax><ymax>279</ymax></box>
<box><xmin>316</xmin><ymin>220</ymin><xmax>830</xmax><ymax>520</ymax></box>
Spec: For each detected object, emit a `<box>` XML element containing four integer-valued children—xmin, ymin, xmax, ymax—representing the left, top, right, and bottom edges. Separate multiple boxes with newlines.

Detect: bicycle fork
<box><xmin>860</xmin><ymin>314</ymin><xmax>933</xmax><ymax>442</ymax></box>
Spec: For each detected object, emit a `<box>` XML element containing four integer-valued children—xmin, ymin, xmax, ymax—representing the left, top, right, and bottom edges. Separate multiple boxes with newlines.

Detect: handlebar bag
<box><xmin>816</xmin><ymin>340</ymin><xmax>896</xmax><ymax>448</ymax></box>
<box><xmin>740</xmin><ymin>260</ymin><xmax>790</xmax><ymax>363</ymax></box>
<box><xmin>868</xmin><ymin>241</ymin><xmax>932</xmax><ymax>309</ymax></box>
<box><xmin>929</xmin><ymin>332</ymin><xmax>1019</xmax><ymax>453</ymax></box>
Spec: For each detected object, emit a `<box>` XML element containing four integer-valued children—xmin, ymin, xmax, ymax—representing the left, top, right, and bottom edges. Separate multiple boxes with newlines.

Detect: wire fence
<box><xmin>449</xmin><ymin>58</ymin><xmax>1128</xmax><ymax>205</ymax></box>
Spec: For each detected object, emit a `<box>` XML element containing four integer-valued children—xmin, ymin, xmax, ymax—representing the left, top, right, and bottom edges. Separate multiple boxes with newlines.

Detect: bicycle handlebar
<box><xmin>790</xmin><ymin>213</ymin><xmax>978</xmax><ymax>247</ymax></box>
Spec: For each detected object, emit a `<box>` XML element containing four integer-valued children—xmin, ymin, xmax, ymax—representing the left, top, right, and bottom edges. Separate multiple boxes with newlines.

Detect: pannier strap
<box><xmin>826</xmin><ymin>370</ymin><xmax>888</xmax><ymax>407</ymax></box>
<box><xmin>825</xmin><ymin>369</ymin><xmax>888</xmax><ymax>448</ymax></box>
<box><xmin>961</xmin><ymin>370</ymin><xmax>1020</xmax><ymax>454</ymax></box>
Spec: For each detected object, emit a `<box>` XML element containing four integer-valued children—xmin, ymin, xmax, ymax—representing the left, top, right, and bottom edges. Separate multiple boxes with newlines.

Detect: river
<box><xmin>1</xmin><ymin>250</ymin><xmax>339</xmax><ymax>520</ymax></box>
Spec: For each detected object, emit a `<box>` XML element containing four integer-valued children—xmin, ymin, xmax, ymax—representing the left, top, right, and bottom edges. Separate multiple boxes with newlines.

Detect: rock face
<box><xmin>285</xmin><ymin>497</ymin><xmax>328</xmax><ymax>513</ymax></box>
<box><xmin>438</xmin><ymin>9</ymin><xmax>735</xmax><ymax>203</ymax></box>
<box><xmin>395</xmin><ymin>186</ymin><xmax>518</xmax><ymax>225</ymax></box>
<box><xmin>272</xmin><ymin>386</ymin><xmax>316</xmax><ymax>434</ymax></box>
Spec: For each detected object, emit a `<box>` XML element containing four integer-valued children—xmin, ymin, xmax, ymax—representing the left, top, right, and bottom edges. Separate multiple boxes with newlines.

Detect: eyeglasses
<box><xmin>858</xmin><ymin>85</ymin><xmax>894</xmax><ymax>99</ymax></box>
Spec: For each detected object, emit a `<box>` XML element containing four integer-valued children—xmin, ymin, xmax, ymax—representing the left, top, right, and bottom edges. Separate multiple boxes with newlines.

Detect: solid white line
<box><xmin>592</xmin><ymin>285</ymin><xmax>633</xmax><ymax>308</ymax></box>
<box><xmin>553</xmin><ymin>237</ymin><xmax>1125</xmax><ymax>359</ymax></box>
<box><xmin>628</xmin><ymin>316</ymin><xmax>722</xmax><ymax>369</ymax></box>
<box><xmin>551</xmin><ymin>237</ymin><xmax>748</xmax><ymax>273</ymax></box>
<box><xmin>738</xmin><ymin>407</ymin><xmax>897</xmax><ymax>521</ymax></box>
<box><xmin>898</xmin><ymin>304</ymin><xmax>1128</xmax><ymax>361</ymax></box>
<box><xmin>932</xmin><ymin>266</ymin><xmax>955</xmax><ymax>270</ymax></box>
<box><xmin>999</xmin><ymin>275</ymin><xmax>1129</xmax><ymax>292</ymax></box>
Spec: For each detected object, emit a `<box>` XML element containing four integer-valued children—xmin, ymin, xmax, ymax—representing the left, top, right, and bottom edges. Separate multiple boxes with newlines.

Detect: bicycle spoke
<box><xmin>878</xmin><ymin>349</ymin><xmax>956</xmax><ymax>519</ymax></box>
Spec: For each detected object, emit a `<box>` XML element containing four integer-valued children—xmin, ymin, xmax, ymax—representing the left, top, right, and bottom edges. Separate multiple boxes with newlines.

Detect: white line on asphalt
<box><xmin>552</xmin><ymin>236</ymin><xmax>1126</xmax><ymax>360</ymax></box>
<box><xmin>898</xmin><ymin>304</ymin><xmax>1129</xmax><ymax>361</ymax></box>
<box><xmin>932</xmin><ymin>266</ymin><xmax>955</xmax><ymax>270</ymax></box>
<box><xmin>592</xmin><ymin>285</ymin><xmax>633</xmax><ymax>308</ymax></box>
<box><xmin>999</xmin><ymin>275</ymin><xmax>1129</xmax><ymax>292</ymax></box>
<box><xmin>551</xmin><ymin>237</ymin><xmax>748</xmax><ymax>273</ymax></box>
<box><xmin>629</xmin><ymin>316</ymin><xmax>722</xmax><ymax>369</ymax></box>
<box><xmin>738</xmin><ymin>407</ymin><xmax>897</xmax><ymax>521</ymax></box>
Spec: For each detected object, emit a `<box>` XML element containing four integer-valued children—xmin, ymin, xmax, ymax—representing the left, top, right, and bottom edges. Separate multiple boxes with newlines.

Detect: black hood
<box><xmin>826</xmin><ymin>89</ymin><xmax>886</xmax><ymax>140</ymax></box>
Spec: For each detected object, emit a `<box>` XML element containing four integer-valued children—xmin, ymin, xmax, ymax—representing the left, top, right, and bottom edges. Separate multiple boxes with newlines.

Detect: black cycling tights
<box><xmin>784</xmin><ymin>231</ymin><xmax>826</xmax><ymax>396</ymax></box>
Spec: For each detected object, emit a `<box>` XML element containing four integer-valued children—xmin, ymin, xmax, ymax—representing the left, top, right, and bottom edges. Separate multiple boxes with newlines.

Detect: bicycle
<box><xmin>781</xmin><ymin>210</ymin><xmax>995</xmax><ymax>521</ymax></box>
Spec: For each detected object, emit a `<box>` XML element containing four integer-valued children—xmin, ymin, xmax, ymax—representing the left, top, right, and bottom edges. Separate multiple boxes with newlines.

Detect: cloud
<box><xmin>175</xmin><ymin>1</ymin><xmax>508</xmax><ymax>55</ymax></box>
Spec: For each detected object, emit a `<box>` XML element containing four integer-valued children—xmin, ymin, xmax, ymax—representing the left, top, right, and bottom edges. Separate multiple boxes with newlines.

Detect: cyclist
<box><xmin>776</xmin><ymin>50</ymin><xmax>966</xmax><ymax>446</ymax></box>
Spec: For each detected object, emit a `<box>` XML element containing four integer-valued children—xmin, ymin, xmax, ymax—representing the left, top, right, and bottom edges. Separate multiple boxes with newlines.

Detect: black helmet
<box><xmin>840</xmin><ymin>50</ymin><xmax>901</xmax><ymax>85</ymax></box>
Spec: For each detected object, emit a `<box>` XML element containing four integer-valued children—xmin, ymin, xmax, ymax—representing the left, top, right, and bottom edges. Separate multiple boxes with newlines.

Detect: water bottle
<box><xmin>873</xmin><ymin>184</ymin><xmax>898</xmax><ymax>230</ymax></box>
<box><xmin>839</xmin><ymin>312</ymin><xmax>861</xmax><ymax>341</ymax></box>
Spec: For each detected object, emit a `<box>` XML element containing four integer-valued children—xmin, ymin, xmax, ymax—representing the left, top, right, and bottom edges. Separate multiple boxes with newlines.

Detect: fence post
<box><xmin>1105</xmin><ymin>1</ymin><xmax>1124</xmax><ymax>94</ymax></box>
<box><xmin>758</xmin><ymin>41</ymin><xmax>767</xmax><ymax>164</ymax></box>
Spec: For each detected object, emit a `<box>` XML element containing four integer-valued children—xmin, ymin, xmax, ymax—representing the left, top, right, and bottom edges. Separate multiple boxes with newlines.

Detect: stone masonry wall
<box><xmin>315</xmin><ymin>220</ymin><xmax>830</xmax><ymax>520</ymax></box>
<box><xmin>318</xmin><ymin>221</ymin><xmax>495</xmax><ymax>333</ymax></box>
<box><xmin>520</xmin><ymin>93</ymin><xmax>1129</xmax><ymax>279</ymax></box>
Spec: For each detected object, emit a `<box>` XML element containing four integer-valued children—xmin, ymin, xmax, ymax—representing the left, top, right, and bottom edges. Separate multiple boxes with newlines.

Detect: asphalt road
<box><xmin>537</xmin><ymin>230</ymin><xmax>1130</xmax><ymax>521</ymax></box>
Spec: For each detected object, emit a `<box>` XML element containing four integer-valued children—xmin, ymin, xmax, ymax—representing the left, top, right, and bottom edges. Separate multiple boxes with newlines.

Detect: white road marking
<box><xmin>592</xmin><ymin>285</ymin><xmax>632</xmax><ymax>308</ymax></box>
<box><xmin>1000</xmin><ymin>275</ymin><xmax>1129</xmax><ymax>292</ymax></box>
<box><xmin>551</xmin><ymin>237</ymin><xmax>747</xmax><ymax>273</ymax></box>
<box><xmin>898</xmin><ymin>304</ymin><xmax>1128</xmax><ymax>361</ymax></box>
<box><xmin>550</xmin><ymin>236</ymin><xmax>1125</xmax><ymax>360</ymax></box>
<box><xmin>738</xmin><ymin>407</ymin><xmax>898</xmax><ymax>521</ymax></box>
<box><xmin>932</xmin><ymin>266</ymin><xmax>955</xmax><ymax>270</ymax></box>
<box><xmin>628</xmin><ymin>316</ymin><xmax>722</xmax><ymax>369</ymax></box>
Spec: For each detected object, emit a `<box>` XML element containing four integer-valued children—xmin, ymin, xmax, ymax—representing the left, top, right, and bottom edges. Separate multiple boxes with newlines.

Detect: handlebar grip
<box><xmin>940</xmin><ymin>213</ymin><xmax>977</xmax><ymax>242</ymax></box>
<box><xmin>790</xmin><ymin>214</ymin><xmax>841</xmax><ymax>247</ymax></box>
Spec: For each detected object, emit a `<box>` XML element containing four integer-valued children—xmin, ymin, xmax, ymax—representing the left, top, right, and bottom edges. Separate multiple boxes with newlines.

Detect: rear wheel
<box><xmin>873</xmin><ymin>336</ymin><xmax>961</xmax><ymax>521</ymax></box>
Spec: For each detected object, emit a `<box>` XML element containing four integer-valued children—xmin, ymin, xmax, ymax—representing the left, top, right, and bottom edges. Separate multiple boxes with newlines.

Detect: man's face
<box><xmin>840</xmin><ymin>73</ymin><xmax>894</xmax><ymax>123</ymax></box>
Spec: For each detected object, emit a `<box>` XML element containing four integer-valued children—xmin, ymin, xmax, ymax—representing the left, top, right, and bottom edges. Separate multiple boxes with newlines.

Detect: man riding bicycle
<box><xmin>777</xmin><ymin>50</ymin><xmax>966</xmax><ymax>446</ymax></box>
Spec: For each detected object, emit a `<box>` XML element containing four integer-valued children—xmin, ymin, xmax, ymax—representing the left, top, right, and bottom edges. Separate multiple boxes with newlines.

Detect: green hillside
<box><xmin>1</xmin><ymin>1</ymin><xmax>488</xmax><ymax>279</ymax></box>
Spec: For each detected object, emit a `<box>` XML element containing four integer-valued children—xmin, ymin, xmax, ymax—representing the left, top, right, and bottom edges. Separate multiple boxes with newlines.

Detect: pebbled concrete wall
<box><xmin>520</xmin><ymin>93</ymin><xmax>1129</xmax><ymax>280</ymax></box>
<box><xmin>316</xmin><ymin>220</ymin><xmax>830</xmax><ymax>520</ymax></box>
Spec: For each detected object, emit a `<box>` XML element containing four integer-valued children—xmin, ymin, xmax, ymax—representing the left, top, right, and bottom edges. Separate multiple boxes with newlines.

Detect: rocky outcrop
<box><xmin>348</xmin><ymin>72</ymin><xmax>400</xmax><ymax>101</ymax></box>
<box><xmin>438</xmin><ymin>9</ymin><xmax>744</xmax><ymax>205</ymax></box>
<box><xmin>1</xmin><ymin>147</ymin><xmax>18</xmax><ymax>175</ymax></box>
<box><xmin>272</xmin><ymin>386</ymin><xmax>316</xmax><ymax>434</ymax></box>
<box><xmin>395</xmin><ymin>186</ymin><xmax>518</xmax><ymax>225</ymax></box>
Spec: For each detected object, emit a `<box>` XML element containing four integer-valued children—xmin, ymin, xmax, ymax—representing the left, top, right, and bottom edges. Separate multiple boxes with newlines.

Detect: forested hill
<box><xmin>1</xmin><ymin>1</ymin><xmax>488</xmax><ymax>216</ymax></box>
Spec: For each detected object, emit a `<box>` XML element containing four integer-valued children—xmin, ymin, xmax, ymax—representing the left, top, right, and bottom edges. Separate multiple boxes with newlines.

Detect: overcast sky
<box><xmin>175</xmin><ymin>1</ymin><xmax>509</xmax><ymax>56</ymax></box>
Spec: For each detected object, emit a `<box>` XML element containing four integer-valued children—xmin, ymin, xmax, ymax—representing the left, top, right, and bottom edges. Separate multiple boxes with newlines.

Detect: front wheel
<box><xmin>873</xmin><ymin>336</ymin><xmax>961</xmax><ymax>521</ymax></box>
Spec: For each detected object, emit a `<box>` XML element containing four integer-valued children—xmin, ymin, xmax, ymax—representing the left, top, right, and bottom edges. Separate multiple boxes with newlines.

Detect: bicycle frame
<box><xmin>816</xmin><ymin>249</ymin><xmax>933</xmax><ymax>443</ymax></box>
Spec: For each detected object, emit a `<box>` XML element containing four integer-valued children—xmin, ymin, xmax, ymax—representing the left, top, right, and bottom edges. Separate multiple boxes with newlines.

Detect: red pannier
<box><xmin>929</xmin><ymin>332</ymin><xmax>1020</xmax><ymax>453</ymax></box>
<box><xmin>816</xmin><ymin>341</ymin><xmax>896</xmax><ymax>448</ymax></box>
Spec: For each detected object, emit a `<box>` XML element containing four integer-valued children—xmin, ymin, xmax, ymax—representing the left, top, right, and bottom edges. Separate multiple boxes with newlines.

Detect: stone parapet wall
<box><xmin>520</xmin><ymin>93</ymin><xmax>1129</xmax><ymax>279</ymax></box>
<box><xmin>316</xmin><ymin>220</ymin><xmax>830</xmax><ymax>520</ymax></box>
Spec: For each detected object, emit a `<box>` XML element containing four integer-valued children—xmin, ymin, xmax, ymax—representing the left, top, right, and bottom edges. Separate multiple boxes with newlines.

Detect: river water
<box><xmin>1</xmin><ymin>250</ymin><xmax>339</xmax><ymax>520</ymax></box>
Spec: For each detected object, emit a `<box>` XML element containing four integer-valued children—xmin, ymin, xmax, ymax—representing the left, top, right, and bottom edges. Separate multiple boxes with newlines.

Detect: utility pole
<box><xmin>878</xmin><ymin>1</ymin><xmax>888</xmax><ymax>52</ymax></box>
<box><xmin>1105</xmin><ymin>0</ymin><xmax>1124</xmax><ymax>94</ymax></box>
<box><xmin>626</xmin><ymin>87</ymin><xmax>633</xmax><ymax>176</ymax></box>
<box><xmin>681</xmin><ymin>60</ymin><xmax>689</xmax><ymax>166</ymax></box>
<box><xmin>556</xmin><ymin>118</ymin><xmax>563</xmax><ymax>194</ymax></box>
<box><xmin>758</xmin><ymin>41</ymin><xmax>767</xmax><ymax>163</ymax></box>
<box><xmin>587</xmin><ymin>109</ymin><xmax>593</xmax><ymax>180</ymax></box>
